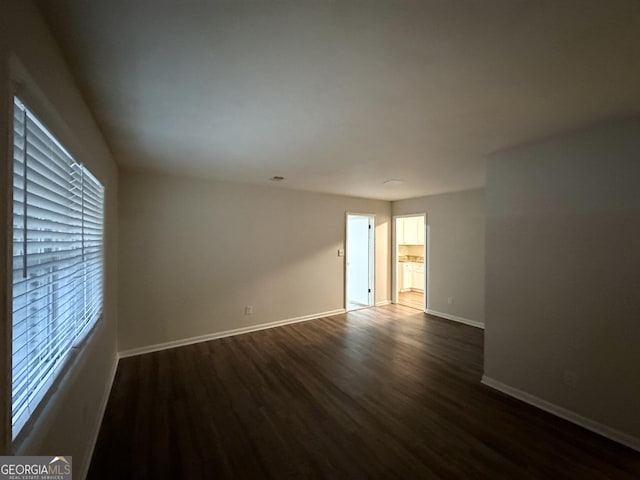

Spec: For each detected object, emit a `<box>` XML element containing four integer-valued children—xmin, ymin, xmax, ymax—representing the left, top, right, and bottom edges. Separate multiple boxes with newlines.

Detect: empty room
<box><xmin>1</xmin><ymin>0</ymin><xmax>639</xmax><ymax>479</ymax></box>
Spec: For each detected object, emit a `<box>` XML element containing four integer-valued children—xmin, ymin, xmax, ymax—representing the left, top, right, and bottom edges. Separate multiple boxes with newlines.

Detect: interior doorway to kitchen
<box><xmin>394</xmin><ymin>214</ymin><xmax>426</xmax><ymax>311</ymax></box>
<box><xmin>345</xmin><ymin>213</ymin><xmax>375</xmax><ymax>311</ymax></box>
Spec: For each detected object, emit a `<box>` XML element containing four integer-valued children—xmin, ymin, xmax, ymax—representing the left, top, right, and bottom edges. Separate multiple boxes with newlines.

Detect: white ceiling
<box><xmin>37</xmin><ymin>0</ymin><xmax>640</xmax><ymax>200</ymax></box>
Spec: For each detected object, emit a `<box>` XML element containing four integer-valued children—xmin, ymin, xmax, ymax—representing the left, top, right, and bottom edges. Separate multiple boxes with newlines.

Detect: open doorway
<box><xmin>345</xmin><ymin>213</ymin><xmax>375</xmax><ymax>311</ymax></box>
<box><xmin>394</xmin><ymin>214</ymin><xmax>426</xmax><ymax>311</ymax></box>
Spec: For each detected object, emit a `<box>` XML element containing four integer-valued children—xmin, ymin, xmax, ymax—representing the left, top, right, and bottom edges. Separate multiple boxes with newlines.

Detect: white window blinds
<box><xmin>11</xmin><ymin>97</ymin><xmax>105</xmax><ymax>439</ymax></box>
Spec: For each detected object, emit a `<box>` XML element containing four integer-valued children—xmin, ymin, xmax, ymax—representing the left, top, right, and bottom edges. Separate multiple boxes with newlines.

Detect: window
<box><xmin>11</xmin><ymin>97</ymin><xmax>104</xmax><ymax>439</ymax></box>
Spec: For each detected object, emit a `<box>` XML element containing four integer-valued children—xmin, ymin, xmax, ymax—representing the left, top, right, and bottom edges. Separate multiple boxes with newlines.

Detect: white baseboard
<box><xmin>80</xmin><ymin>354</ymin><xmax>119</xmax><ymax>480</ymax></box>
<box><xmin>118</xmin><ymin>308</ymin><xmax>347</xmax><ymax>358</ymax></box>
<box><xmin>481</xmin><ymin>375</ymin><xmax>640</xmax><ymax>453</ymax></box>
<box><xmin>375</xmin><ymin>300</ymin><xmax>391</xmax><ymax>306</ymax></box>
<box><xmin>426</xmin><ymin>309</ymin><xmax>484</xmax><ymax>329</ymax></box>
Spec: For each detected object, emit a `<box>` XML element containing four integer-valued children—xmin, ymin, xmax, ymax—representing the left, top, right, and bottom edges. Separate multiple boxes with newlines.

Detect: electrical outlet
<box><xmin>338</xmin><ymin>249</ymin><xmax>344</xmax><ymax>257</ymax></box>
<box><xmin>447</xmin><ymin>296</ymin><xmax>454</xmax><ymax>305</ymax></box>
<box><xmin>563</xmin><ymin>370</ymin><xmax>577</xmax><ymax>388</ymax></box>
<box><xmin>245</xmin><ymin>306</ymin><xmax>253</xmax><ymax>315</ymax></box>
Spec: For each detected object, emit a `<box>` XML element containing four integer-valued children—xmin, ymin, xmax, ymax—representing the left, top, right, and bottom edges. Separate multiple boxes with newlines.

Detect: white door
<box><xmin>346</xmin><ymin>214</ymin><xmax>374</xmax><ymax>310</ymax></box>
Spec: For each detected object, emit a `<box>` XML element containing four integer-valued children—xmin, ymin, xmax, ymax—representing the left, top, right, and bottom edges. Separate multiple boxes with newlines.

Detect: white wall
<box><xmin>1</xmin><ymin>0</ymin><xmax>119</xmax><ymax>475</ymax></box>
<box><xmin>484</xmin><ymin>119</ymin><xmax>640</xmax><ymax>445</ymax></box>
<box><xmin>118</xmin><ymin>170</ymin><xmax>390</xmax><ymax>352</ymax></box>
<box><xmin>392</xmin><ymin>189</ymin><xmax>485</xmax><ymax>325</ymax></box>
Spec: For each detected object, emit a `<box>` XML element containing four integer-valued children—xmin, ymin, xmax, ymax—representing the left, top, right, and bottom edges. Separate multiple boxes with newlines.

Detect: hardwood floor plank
<box><xmin>398</xmin><ymin>290</ymin><xmax>424</xmax><ymax>310</ymax></box>
<box><xmin>88</xmin><ymin>306</ymin><xmax>640</xmax><ymax>479</ymax></box>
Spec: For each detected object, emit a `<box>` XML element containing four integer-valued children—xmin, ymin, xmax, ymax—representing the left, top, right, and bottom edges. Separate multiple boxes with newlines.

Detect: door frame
<box><xmin>344</xmin><ymin>212</ymin><xmax>376</xmax><ymax>311</ymax></box>
<box><xmin>392</xmin><ymin>213</ymin><xmax>428</xmax><ymax>311</ymax></box>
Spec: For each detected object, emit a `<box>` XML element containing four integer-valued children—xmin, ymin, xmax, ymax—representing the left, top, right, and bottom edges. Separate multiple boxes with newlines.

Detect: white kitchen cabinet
<box><xmin>403</xmin><ymin>218</ymin><xmax>418</xmax><ymax>244</ymax></box>
<box><xmin>399</xmin><ymin>216</ymin><xmax>424</xmax><ymax>245</ymax></box>
<box><xmin>401</xmin><ymin>262</ymin><xmax>412</xmax><ymax>292</ymax></box>
<box><xmin>399</xmin><ymin>262</ymin><xmax>424</xmax><ymax>291</ymax></box>
<box><xmin>411</xmin><ymin>262</ymin><xmax>424</xmax><ymax>292</ymax></box>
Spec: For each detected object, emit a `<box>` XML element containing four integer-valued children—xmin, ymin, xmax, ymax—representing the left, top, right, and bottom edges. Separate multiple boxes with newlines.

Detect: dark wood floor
<box><xmin>89</xmin><ymin>305</ymin><xmax>640</xmax><ymax>479</ymax></box>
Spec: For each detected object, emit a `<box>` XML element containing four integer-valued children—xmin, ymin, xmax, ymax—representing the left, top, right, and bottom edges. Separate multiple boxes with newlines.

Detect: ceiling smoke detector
<box><xmin>269</xmin><ymin>176</ymin><xmax>286</xmax><ymax>181</ymax></box>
